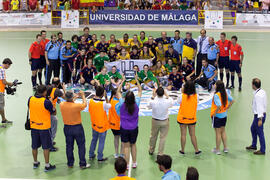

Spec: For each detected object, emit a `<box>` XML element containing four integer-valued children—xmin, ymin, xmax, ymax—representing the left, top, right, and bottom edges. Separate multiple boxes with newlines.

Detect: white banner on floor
<box><xmin>204</xmin><ymin>10</ymin><xmax>223</xmax><ymax>29</ymax></box>
<box><xmin>105</xmin><ymin>59</ymin><xmax>152</xmax><ymax>73</ymax></box>
<box><xmin>61</xmin><ymin>10</ymin><xmax>79</xmax><ymax>28</ymax></box>
<box><xmin>0</xmin><ymin>13</ymin><xmax>51</xmax><ymax>26</ymax></box>
<box><xmin>236</xmin><ymin>13</ymin><xmax>270</xmax><ymax>27</ymax></box>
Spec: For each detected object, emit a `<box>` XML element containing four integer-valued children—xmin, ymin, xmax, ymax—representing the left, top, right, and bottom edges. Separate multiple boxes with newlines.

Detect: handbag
<box><xmin>25</xmin><ymin>97</ymin><xmax>31</xmax><ymax>130</ymax></box>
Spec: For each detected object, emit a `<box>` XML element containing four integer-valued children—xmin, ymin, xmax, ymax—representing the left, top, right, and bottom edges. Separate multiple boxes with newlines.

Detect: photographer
<box><xmin>47</xmin><ymin>77</ymin><xmax>65</xmax><ymax>152</ymax></box>
<box><xmin>0</xmin><ymin>58</ymin><xmax>13</xmax><ymax>128</ymax></box>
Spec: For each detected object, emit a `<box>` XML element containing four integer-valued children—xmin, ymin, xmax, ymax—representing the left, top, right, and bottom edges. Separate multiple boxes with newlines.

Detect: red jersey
<box><xmin>216</xmin><ymin>39</ymin><xmax>231</xmax><ymax>57</ymax></box>
<box><xmin>71</xmin><ymin>0</ymin><xmax>80</xmax><ymax>10</ymax></box>
<box><xmin>3</xmin><ymin>0</ymin><xmax>9</xmax><ymax>11</ymax></box>
<box><xmin>162</xmin><ymin>4</ymin><xmax>172</xmax><ymax>10</ymax></box>
<box><xmin>40</xmin><ymin>39</ymin><xmax>50</xmax><ymax>56</ymax></box>
<box><xmin>152</xmin><ymin>4</ymin><xmax>161</xmax><ymax>10</ymax></box>
<box><xmin>29</xmin><ymin>41</ymin><xmax>42</xmax><ymax>59</ymax></box>
<box><xmin>230</xmin><ymin>43</ymin><xmax>243</xmax><ymax>61</ymax></box>
<box><xmin>29</xmin><ymin>0</ymin><xmax>37</xmax><ymax>10</ymax></box>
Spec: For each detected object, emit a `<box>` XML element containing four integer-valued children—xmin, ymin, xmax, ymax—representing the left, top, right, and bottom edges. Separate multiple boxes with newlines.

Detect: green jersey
<box><xmin>93</xmin><ymin>54</ymin><xmax>110</xmax><ymax>72</ymax></box>
<box><xmin>164</xmin><ymin>64</ymin><xmax>174</xmax><ymax>73</ymax></box>
<box><xmin>94</xmin><ymin>73</ymin><xmax>110</xmax><ymax>85</ymax></box>
<box><xmin>71</xmin><ymin>42</ymin><xmax>78</xmax><ymax>50</ymax></box>
<box><xmin>138</xmin><ymin>70</ymin><xmax>158</xmax><ymax>84</ymax></box>
<box><xmin>108</xmin><ymin>71</ymin><xmax>122</xmax><ymax>80</ymax></box>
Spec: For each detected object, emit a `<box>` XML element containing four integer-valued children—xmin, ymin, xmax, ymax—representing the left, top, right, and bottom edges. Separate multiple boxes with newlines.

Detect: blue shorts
<box><xmin>40</xmin><ymin>55</ymin><xmax>46</xmax><ymax>69</ymax></box>
<box><xmin>229</xmin><ymin>60</ymin><xmax>241</xmax><ymax>73</ymax></box>
<box><xmin>111</xmin><ymin>129</ymin><xmax>121</xmax><ymax>136</ymax></box>
<box><xmin>218</xmin><ymin>56</ymin><xmax>230</xmax><ymax>69</ymax></box>
<box><xmin>31</xmin><ymin>129</ymin><xmax>52</xmax><ymax>149</ymax></box>
<box><xmin>120</xmin><ymin>127</ymin><xmax>138</xmax><ymax>144</ymax></box>
<box><xmin>31</xmin><ymin>58</ymin><xmax>41</xmax><ymax>71</ymax></box>
<box><xmin>212</xmin><ymin>116</ymin><xmax>227</xmax><ymax>128</ymax></box>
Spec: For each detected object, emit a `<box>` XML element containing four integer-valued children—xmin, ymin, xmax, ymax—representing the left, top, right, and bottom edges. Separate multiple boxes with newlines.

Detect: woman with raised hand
<box><xmin>211</xmin><ymin>80</ymin><xmax>234</xmax><ymax>155</ymax></box>
<box><xmin>115</xmin><ymin>75</ymin><xmax>142</xmax><ymax>169</ymax></box>
<box><xmin>177</xmin><ymin>80</ymin><xmax>201</xmax><ymax>156</ymax></box>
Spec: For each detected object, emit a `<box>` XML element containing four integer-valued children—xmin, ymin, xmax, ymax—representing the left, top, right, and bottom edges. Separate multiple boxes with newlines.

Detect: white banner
<box><xmin>61</xmin><ymin>10</ymin><xmax>79</xmax><ymax>28</ymax></box>
<box><xmin>236</xmin><ymin>13</ymin><xmax>270</xmax><ymax>27</ymax></box>
<box><xmin>204</xmin><ymin>10</ymin><xmax>223</xmax><ymax>29</ymax></box>
<box><xmin>0</xmin><ymin>13</ymin><xmax>51</xmax><ymax>26</ymax></box>
<box><xmin>105</xmin><ymin>59</ymin><xmax>152</xmax><ymax>73</ymax></box>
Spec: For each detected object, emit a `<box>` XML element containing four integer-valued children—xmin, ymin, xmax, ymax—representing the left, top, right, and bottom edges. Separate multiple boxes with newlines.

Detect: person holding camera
<box><xmin>60</xmin><ymin>90</ymin><xmax>90</xmax><ymax>169</ymax></box>
<box><xmin>0</xmin><ymin>58</ymin><xmax>13</xmax><ymax>128</ymax></box>
<box><xmin>28</xmin><ymin>85</ymin><xmax>56</xmax><ymax>172</ymax></box>
<box><xmin>47</xmin><ymin>77</ymin><xmax>65</xmax><ymax>152</ymax></box>
<box><xmin>148</xmin><ymin>87</ymin><xmax>174</xmax><ymax>156</ymax></box>
<box><xmin>88</xmin><ymin>86</ymin><xmax>111</xmax><ymax>162</ymax></box>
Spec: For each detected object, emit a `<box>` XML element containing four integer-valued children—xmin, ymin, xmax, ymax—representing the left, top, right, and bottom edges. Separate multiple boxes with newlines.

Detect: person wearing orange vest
<box><xmin>89</xmin><ymin>86</ymin><xmax>111</xmax><ymax>162</ymax></box>
<box><xmin>109</xmin><ymin>88</ymin><xmax>123</xmax><ymax>158</ymax></box>
<box><xmin>28</xmin><ymin>85</ymin><xmax>56</xmax><ymax>172</ymax></box>
<box><xmin>29</xmin><ymin>34</ymin><xmax>42</xmax><ymax>90</ymax></box>
<box><xmin>110</xmin><ymin>157</ymin><xmax>136</xmax><ymax>180</ymax></box>
<box><xmin>60</xmin><ymin>90</ymin><xmax>90</xmax><ymax>169</ymax></box>
<box><xmin>0</xmin><ymin>58</ymin><xmax>13</xmax><ymax>128</ymax></box>
<box><xmin>211</xmin><ymin>80</ymin><xmax>234</xmax><ymax>155</ymax></box>
<box><xmin>46</xmin><ymin>77</ymin><xmax>65</xmax><ymax>152</ymax></box>
<box><xmin>177</xmin><ymin>80</ymin><xmax>201</xmax><ymax>156</ymax></box>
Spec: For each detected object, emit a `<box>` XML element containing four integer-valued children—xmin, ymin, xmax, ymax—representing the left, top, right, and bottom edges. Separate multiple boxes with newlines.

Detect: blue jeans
<box><xmin>251</xmin><ymin>114</ymin><xmax>266</xmax><ymax>153</ymax></box>
<box><xmin>89</xmin><ymin>129</ymin><xmax>107</xmax><ymax>160</ymax></box>
<box><xmin>64</xmin><ymin>124</ymin><xmax>86</xmax><ymax>167</ymax></box>
<box><xmin>50</xmin><ymin>115</ymin><xmax>58</xmax><ymax>143</ymax></box>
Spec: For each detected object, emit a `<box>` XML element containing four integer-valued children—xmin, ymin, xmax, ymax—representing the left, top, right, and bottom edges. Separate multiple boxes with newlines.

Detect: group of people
<box><xmin>28</xmin><ymin>27</ymin><xmax>244</xmax><ymax>94</ymax></box>
<box><xmin>7</xmin><ymin>26</ymin><xmax>262</xmax><ymax>179</ymax></box>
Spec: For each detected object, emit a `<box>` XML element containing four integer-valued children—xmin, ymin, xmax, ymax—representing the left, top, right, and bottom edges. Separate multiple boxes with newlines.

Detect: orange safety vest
<box><xmin>177</xmin><ymin>93</ymin><xmax>198</xmax><ymax>124</ymax></box>
<box><xmin>210</xmin><ymin>92</ymin><xmax>229</xmax><ymax>117</ymax></box>
<box><xmin>89</xmin><ymin>99</ymin><xmax>109</xmax><ymax>133</ymax></box>
<box><xmin>50</xmin><ymin>87</ymin><xmax>58</xmax><ymax>108</ymax></box>
<box><xmin>0</xmin><ymin>66</ymin><xmax>5</xmax><ymax>93</ymax></box>
<box><xmin>29</xmin><ymin>96</ymin><xmax>51</xmax><ymax>130</ymax></box>
<box><xmin>108</xmin><ymin>98</ymin><xmax>120</xmax><ymax>130</ymax></box>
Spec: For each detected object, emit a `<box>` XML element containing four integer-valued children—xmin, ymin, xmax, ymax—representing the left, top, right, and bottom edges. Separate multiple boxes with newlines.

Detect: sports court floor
<box><xmin>0</xmin><ymin>30</ymin><xmax>269</xmax><ymax>180</ymax></box>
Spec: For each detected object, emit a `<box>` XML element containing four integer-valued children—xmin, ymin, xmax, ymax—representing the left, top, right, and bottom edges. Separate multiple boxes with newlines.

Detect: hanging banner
<box><xmin>0</xmin><ymin>13</ymin><xmax>51</xmax><ymax>26</ymax></box>
<box><xmin>105</xmin><ymin>59</ymin><xmax>152</xmax><ymax>73</ymax></box>
<box><xmin>80</xmin><ymin>0</ymin><xmax>104</xmax><ymax>7</ymax></box>
<box><xmin>89</xmin><ymin>10</ymin><xmax>198</xmax><ymax>25</ymax></box>
<box><xmin>61</xmin><ymin>10</ymin><xmax>79</xmax><ymax>28</ymax></box>
<box><xmin>204</xmin><ymin>10</ymin><xmax>223</xmax><ymax>29</ymax></box>
<box><xmin>236</xmin><ymin>13</ymin><xmax>270</xmax><ymax>27</ymax></box>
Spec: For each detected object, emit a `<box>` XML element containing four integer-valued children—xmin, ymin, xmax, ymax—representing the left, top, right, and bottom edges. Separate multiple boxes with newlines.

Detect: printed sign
<box><xmin>89</xmin><ymin>10</ymin><xmax>198</xmax><ymax>25</ymax></box>
<box><xmin>236</xmin><ymin>13</ymin><xmax>270</xmax><ymax>27</ymax></box>
<box><xmin>105</xmin><ymin>59</ymin><xmax>152</xmax><ymax>73</ymax></box>
<box><xmin>61</xmin><ymin>10</ymin><xmax>79</xmax><ymax>28</ymax></box>
<box><xmin>205</xmin><ymin>10</ymin><xmax>223</xmax><ymax>29</ymax></box>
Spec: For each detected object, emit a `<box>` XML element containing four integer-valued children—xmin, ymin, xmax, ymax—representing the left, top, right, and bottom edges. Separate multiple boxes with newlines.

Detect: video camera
<box><xmin>5</xmin><ymin>79</ymin><xmax>22</xmax><ymax>95</ymax></box>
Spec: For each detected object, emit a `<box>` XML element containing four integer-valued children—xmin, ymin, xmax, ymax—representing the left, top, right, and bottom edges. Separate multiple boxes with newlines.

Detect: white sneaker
<box><xmin>223</xmin><ymin>148</ymin><xmax>229</xmax><ymax>153</ymax></box>
<box><xmin>114</xmin><ymin>154</ymin><xmax>119</xmax><ymax>158</ymax></box>
<box><xmin>132</xmin><ymin>162</ymin><xmax>137</xmax><ymax>168</ymax></box>
<box><xmin>212</xmin><ymin>148</ymin><xmax>221</xmax><ymax>155</ymax></box>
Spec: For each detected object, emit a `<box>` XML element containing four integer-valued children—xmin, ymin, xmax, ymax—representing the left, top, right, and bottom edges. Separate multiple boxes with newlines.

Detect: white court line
<box><xmin>128</xmin><ymin>153</ymin><xmax>132</xmax><ymax>177</ymax></box>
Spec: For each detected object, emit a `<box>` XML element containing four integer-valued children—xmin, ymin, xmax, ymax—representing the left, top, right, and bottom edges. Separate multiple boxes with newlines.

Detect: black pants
<box><xmin>196</xmin><ymin>53</ymin><xmax>207</xmax><ymax>77</ymax></box>
<box><xmin>64</xmin><ymin>124</ymin><xmax>87</xmax><ymax>167</ymax></box>
<box><xmin>195</xmin><ymin>76</ymin><xmax>215</xmax><ymax>91</ymax></box>
<box><xmin>46</xmin><ymin>59</ymin><xmax>60</xmax><ymax>85</ymax></box>
<box><xmin>62</xmin><ymin>60</ymin><xmax>73</xmax><ymax>84</ymax></box>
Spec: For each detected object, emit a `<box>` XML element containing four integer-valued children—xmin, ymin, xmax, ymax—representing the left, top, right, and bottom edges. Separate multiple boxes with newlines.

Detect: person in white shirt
<box><xmin>246</xmin><ymin>78</ymin><xmax>267</xmax><ymax>155</ymax></box>
<box><xmin>148</xmin><ymin>87</ymin><xmax>174</xmax><ymax>156</ymax></box>
<box><xmin>196</xmin><ymin>29</ymin><xmax>209</xmax><ymax>77</ymax></box>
